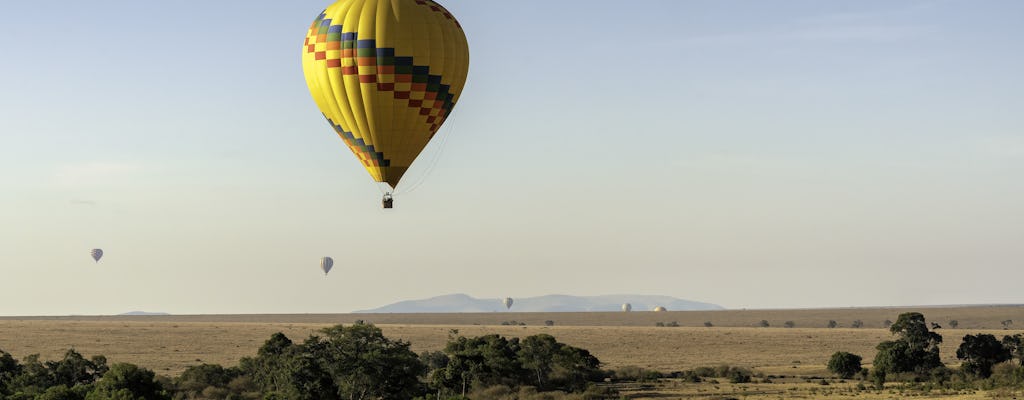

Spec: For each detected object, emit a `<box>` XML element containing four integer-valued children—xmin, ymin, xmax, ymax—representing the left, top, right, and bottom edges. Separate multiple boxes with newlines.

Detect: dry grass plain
<box><xmin>2</xmin><ymin>306</ymin><xmax>1023</xmax><ymax>399</ymax></box>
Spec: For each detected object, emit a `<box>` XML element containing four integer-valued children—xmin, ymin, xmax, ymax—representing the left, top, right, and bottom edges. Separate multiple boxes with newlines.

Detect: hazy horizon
<box><xmin>2</xmin><ymin>0</ymin><xmax>1022</xmax><ymax>315</ymax></box>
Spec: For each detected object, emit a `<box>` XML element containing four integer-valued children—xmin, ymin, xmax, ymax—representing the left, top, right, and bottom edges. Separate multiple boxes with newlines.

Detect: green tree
<box><xmin>85</xmin><ymin>363</ymin><xmax>168</xmax><ymax>400</ymax></box>
<box><xmin>241</xmin><ymin>332</ymin><xmax>299</xmax><ymax>397</ymax></box>
<box><xmin>175</xmin><ymin>363</ymin><xmax>237</xmax><ymax>395</ymax></box>
<box><xmin>948</xmin><ymin>320</ymin><xmax>959</xmax><ymax>329</ymax></box>
<box><xmin>827</xmin><ymin>352</ymin><xmax>863</xmax><ymax>379</ymax></box>
<box><xmin>545</xmin><ymin>339</ymin><xmax>601</xmax><ymax>392</ymax></box>
<box><xmin>956</xmin><ymin>334</ymin><xmax>1011</xmax><ymax>378</ymax></box>
<box><xmin>1002</xmin><ymin>334</ymin><xmax>1024</xmax><ymax>367</ymax></box>
<box><xmin>783</xmin><ymin>321</ymin><xmax>795</xmax><ymax>328</ymax></box>
<box><xmin>758</xmin><ymin>320</ymin><xmax>770</xmax><ymax>328</ymax></box>
<box><xmin>873</xmin><ymin>312</ymin><xmax>944</xmax><ymax>376</ymax></box>
<box><xmin>315</xmin><ymin>323</ymin><xmax>426</xmax><ymax>400</ymax></box>
<box><xmin>46</xmin><ymin>349</ymin><xmax>106</xmax><ymax>388</ymax></box>
<box><xmin>0</xmin><ymin>349</ymin><xmax>22</xmax><ymax>396</ymax></box>
<box><xmin>37</xmin><ymin>384</ymin><xmax>89</xmax><ymax>400</ymax></box>
<box><xmin>518</xmin><ymin>335</ymin><xmax>559</xmax><ymax>389</ymax></box>
<box><xmin>827</xmin><ymin>320</ymin><xmax>837</xmax><ymax>329</ymax></box>
<box><xmin>436</xmin><ymin>334</ymin><xmax>525</xmax><ymax>396</ymax></box>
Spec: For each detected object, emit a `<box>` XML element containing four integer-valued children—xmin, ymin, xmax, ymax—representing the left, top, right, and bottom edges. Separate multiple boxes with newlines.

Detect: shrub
<box><xmin>758</xmin><ymin>320</ymin><xmax>770</xmax><ymax>328</ymax></box>
<box><xmin>544</xmin><ymin>320</ymin><xmax>555</xmax><ymax>327</ymax></box>
<box><xmin>783</xmin><ymin>321</ymin><xmax>795</xmax><ymax>328</ymax></box>
<box><xmin>948</xmin><ymin>320</ymin><xmax>959</xmax><ymax>329</ymax></box>
<box><xmin>827</xmin><ymin>352</ymin><xmax>863</xmax><ymax>379</ymax></box>
<box><xmin>703</xmin><ymin>321</ymin><xmax>713</xmax><ymax>327</ymax></box>
<box><xmin>851</xmin><ymin>320</ymin><xmax>864</xmax><ymax>329</ymax></box>
<box><xmin>956</xmin><ymin>334</ymin><xmax>1011</xmax><ymax>378</ymax></box>
<box><xmin>827</xmin><ymin>320</ymin><xmax>837</xmax><ymax>329</ymax></box>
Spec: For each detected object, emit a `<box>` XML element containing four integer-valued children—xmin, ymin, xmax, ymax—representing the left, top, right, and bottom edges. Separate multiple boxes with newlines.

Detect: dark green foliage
<box><xmin>36</xmin><ymin>384</ymin><xmax>89</xmax><ymax>400</ymax></box>
<box><xmin>956</xmin><ymin>334</ymin><xmax>1011</xmax><ymax>378</ymax></box>
<box><xmin>827</xmin><ymin>352</ymin><xmax>863</xmax><ymax>379</ymax></box>
<box><xmin>783</xmin><ymin>321</ymin><xmax>795</xmax><ymax>328</ymax></box>
<box><xmin>1003</xmin><ymin>334</ymin><xmax>1024</xmax><ymax>367</ymax></box>
<box><xmin>431</xmin><ymin>333</ymin><xmax>601</xmax><ymax>397</ymax></box>
<box><xmin>758</xmin><ymin>320</ymin><xmax>769</xmax><ymax>328</ymax></box>
<box><xmin>174</xmin><ymin>363</ymin><xmax>240</xmax><ymax>397</ymax></box>
<box><xmin>244</xmin><ymin>324</ymin><xmax>426</xmax><ymax>400</ymax></box>
<box><xmin>851</xmin><ymin>320</ymin><xmax>864</xmax><ymax>329</ymax></box>
<box><xmin>827</xmin><ymin>320</ymin><xmax>837</xmax><ymax>329</ymax></box>
<box><xmin>544</xmin><ymin>320</ymin><xmax>555</xmax><ymax>327</ymax></box>
<box><xmin>85</xmin><ymin>363</ymin><xmax>168</xmax><ymax>400</ymax></box>
<box><xmin>703</xmin><ymin>321</ymin><xmax>713</xmax><ymax>327</ymax></box>
<box><xmin>949</xmin><ymin>320</ymin><xmax>959</xmax><ymax>329</ymax></box>
<box><xmin>47</xmin><ymin>350</ymin><xmax>107</xmax><ymax>388</ymax></box>
<box><xmin>0</xmin><ymin>349</ymin><xmax>22</xmax><ymax>396</ymax></box>
<box><xmin>873</xmin><ymin>312</ymin><xmax>944</xmax><ymax>376</ymax></box>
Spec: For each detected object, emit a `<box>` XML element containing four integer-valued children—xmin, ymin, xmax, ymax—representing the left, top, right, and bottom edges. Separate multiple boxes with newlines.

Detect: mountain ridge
<box><xmin>354</xmin><ymin>293</ymin><xmax>723</xmax><ymax>313</ymax></box>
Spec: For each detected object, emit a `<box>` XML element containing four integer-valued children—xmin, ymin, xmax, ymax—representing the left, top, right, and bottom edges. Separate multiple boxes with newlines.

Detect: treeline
<box><xmin>0</xmin><ymin>323</ymin><xmax>615</xmax><ymax>400</ymax></box>
<box><xmin>827</xmin><ymin>312</ymin><xmax>1024</xmax><ymax>390</ymax></box>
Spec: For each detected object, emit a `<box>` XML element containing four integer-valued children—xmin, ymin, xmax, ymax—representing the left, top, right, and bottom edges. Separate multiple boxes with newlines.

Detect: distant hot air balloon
<box><xmin>90</xmin><ymin>249</ymin><xmax>103</xmax><ymax>263</ymax></box>
<box><xmin>503</xmin><ymin>297</ymin><xmax>514</xmax><ymax>310</ymax></box>
<box><xmin>653</xmin><ymin>306</ymin><xmax>667</xmax><ymax>312</ymax></box>
<box><xmin>320</xmin><ymin>257</ymin><xmax>334</xmax><ymax>276</ymax></box>
<box><xmin>622</xmin><ymin>303</ymin><xmax>632</xmax><ymax>312</ymax></box>
<box><xmin>302</xmin><ymin>0</ymin><xmax>471</xmax><ymax>208</ymax></box>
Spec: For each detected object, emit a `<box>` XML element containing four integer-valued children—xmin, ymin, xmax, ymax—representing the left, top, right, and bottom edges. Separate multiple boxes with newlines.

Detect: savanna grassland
<box><xmin>2</xmin><ymin>306</ymin><xmax>1023</xmax><ymax>399</ymax></box>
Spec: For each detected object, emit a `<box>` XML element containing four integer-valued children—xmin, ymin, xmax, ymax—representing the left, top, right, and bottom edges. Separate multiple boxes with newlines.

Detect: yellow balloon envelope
<box><xmin>302</xmin><ymin>0</ymin><xmax>470</xmax><ymax>189</ymax></box>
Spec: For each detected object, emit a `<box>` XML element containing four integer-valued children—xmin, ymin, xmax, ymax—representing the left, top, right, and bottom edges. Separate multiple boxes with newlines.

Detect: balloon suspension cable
<box><xmin>393</xmin><ymin>110</ymin><xmax>459</xmax><ymax>196</ymax></box>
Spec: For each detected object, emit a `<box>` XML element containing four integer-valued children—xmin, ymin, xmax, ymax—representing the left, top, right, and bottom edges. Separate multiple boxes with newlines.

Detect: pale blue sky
<box><xmin>1</xmin><ymin>1</ymin><xmax>1022</xmax><ymax>315</ymax></box>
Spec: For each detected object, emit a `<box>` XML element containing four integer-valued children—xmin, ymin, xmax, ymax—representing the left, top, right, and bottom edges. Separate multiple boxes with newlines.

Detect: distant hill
<box><xmin>119</xmin><ymin>311</ymin><xmax>170</xmax><ymax>316</ymax></box>
<box><xmin>354</xmin><ymin>294</ymin><xmax>723</xmax><ymax>313</ymax></box>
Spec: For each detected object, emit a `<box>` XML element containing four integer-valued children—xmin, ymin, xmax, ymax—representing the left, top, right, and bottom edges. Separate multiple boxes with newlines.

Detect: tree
<box><xmin>85</xmin><ymin>363</ymin><xmax>168</xmax><ymax>400</ymax></box>
<box><xmin>758</xmin><ymin>320</ymin><xmax>770</xmax><ymax>328</ymax></box>
<box><xmin>313</xmin><ymin>323</ymin><xmax>427</xmax><ymax>400</ymax></box>
<box><xmin>883</xmin><ymin>319</ymin><xmax>893</xmax><ymax>328</ymax></box>
<box><xmin>175</xmin><ymin>363</ymin><xmax>236</xmax><ymax>394</ymax></box>
<box><xmin>851</xmin><ymin>320</ymin><xmax>864</xmax><ymax>329</ymax></box>
<box><xmin>827</xmin><ymin>320</ymin><xmax>837</xmax><ymax>329</ymax></box>
<box><xmin>436</xmin><ymin>334</ymin><xmax>524</xmax><ymax>395</ymax></box>
<box><xmin>827</xmin><ymin>352</ymin><xmax>863</xmax><ymax>379</ymax></box>
<box><xmin>872</xmin><ymin>312</ymin><xmax>944</xmax><ymax>375</ymax></box>
<box><xmin>37</xmin><ymin>385</ymin><xmax>88</xmax><ymax>400</ymax></box>
<box><xmin>956</xmin><ymin>334</ymin><xmax>1011</xmax><ymax>378</ymax></box>
<box><xmin>784</xmin><ymin>321</ymin><xmax>795</xmax><ymax>328</ymax></box>
<box><xmin>949</xmin><ymin>320</ymin><xmax>959</xmax><ymax>329</ymax></box>
<box><xmin>0</xmin><ymin>349</ymin><xmax>22</xmax><ymax>396</ymax></box>
<box><xmin>703</xmin><ymin>321</ymin><xmax>713</xmax><ymax>327</ymax></box>
<box><xmin>46</xmin><ymin>349</ymin><xmax>106</xmax><ymax>388</ymax></box>
<box><xmin>1003</xmin><ymin>334</ymin><xmax>1024</xmax><ymax>367</ymax></box>
<box><xmin>1002</xmin><ymin>320</ymin><xmax>1014</xmax><ymax>330</ymax></box>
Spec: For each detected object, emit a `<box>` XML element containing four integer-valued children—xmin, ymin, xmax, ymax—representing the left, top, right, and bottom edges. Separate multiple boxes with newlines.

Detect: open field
<box><xmin>2</xmin><ymin>306</ymin><xmax>1023</xmax><ymax>378</ymax></box>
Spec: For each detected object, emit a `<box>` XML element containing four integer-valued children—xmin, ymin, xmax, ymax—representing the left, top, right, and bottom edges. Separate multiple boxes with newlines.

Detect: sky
<box><xmin>1</xmin><ymin>1</ymin><xmax>1022</xmax><ymax>315</ymax></box>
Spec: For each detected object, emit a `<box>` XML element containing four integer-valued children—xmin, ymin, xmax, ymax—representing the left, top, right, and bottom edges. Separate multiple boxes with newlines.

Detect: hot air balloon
<box><xmin>622</xmin><ymin>303</ymin><xmax>632</xmax><ymax>312</ymax></box>
<box><xmin>653</xmin><ymin>306</ymin><xmax>667</xmax><ymax>312</ymax></box>
<box><xmin>320</xmin><ymin>257</ymin><xmax>334</xmax><ymax>276</ymax></box>
<box><xmin>90</xmin><ymin>249</ymin><xmax>103</xmax><ymax>263</ymax></box>
<box><xmin>302</xmin><ymin>0</ymin><xmax>470</xmax><ymax>208</ymax></box>
<box><xmin>503</xmin><ymin>297</ymin><xmax>513</xmax><ymax>310</ymax></box>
